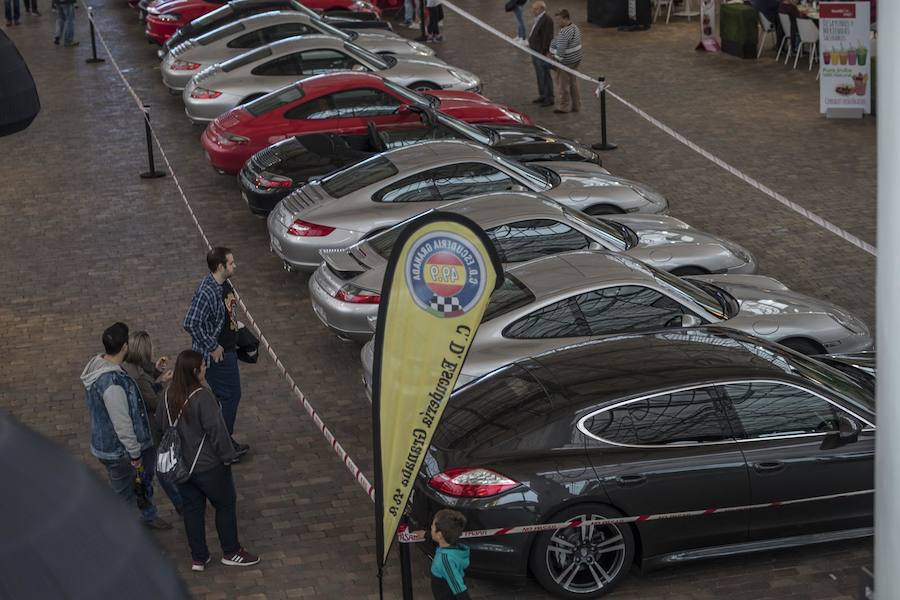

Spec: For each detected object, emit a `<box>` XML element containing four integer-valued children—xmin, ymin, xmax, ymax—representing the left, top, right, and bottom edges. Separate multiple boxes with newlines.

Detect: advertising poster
<box><xmin>371</xmin><ymin>212</ymin><xmax>503</xmax><ymax>565</ymax></box>
<box><xmin>697</xmin><ymin>0</ymin><xmax>720</xmax><ymax>52</ymax></box>
<box><xmin>819</xmin><ymin>2</ymin><xmax>871</xmax><ymax>114</ymax></box>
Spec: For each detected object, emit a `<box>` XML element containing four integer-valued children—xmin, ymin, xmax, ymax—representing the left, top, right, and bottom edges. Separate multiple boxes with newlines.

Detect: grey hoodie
<box><xmin>80</xmin><ymin>355</ymin><xmax>144</xmax><ymax>459</ymax></box>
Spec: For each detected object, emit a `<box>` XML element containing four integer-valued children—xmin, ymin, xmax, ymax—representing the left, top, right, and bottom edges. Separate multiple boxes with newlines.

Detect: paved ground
<box><xmin>0</xmin><ymin>0</ymin><xmax>875</xmax><ymax>598</ymax></box>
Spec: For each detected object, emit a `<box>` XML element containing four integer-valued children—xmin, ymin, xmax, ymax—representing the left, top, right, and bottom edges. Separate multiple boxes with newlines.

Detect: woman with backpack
<box><xmin>154</xmin><ymin>350</ymin><xmax>259</xmax><ymax>572</ymax></box>
<box><xmin>125</xmin><ymin>331</ymin><xmax>182</xmax><ymax>513</ymax></box>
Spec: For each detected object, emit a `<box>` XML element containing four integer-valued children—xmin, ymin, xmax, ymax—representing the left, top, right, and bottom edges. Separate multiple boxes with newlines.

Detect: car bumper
<box><xmin>161</xmin><ymin>65</ymin><xmax>194</xmax><ymax>93</ymax></box>
<box><xmin>183</xmin><ymin>95</ymin><xmax>239</xmax><ymax>125</ymax></box>
<box><xmin>266</xmin><ymin>211</ymin><xmax>361</xmax><ymax>272</ymax></box>
<box><xmin>238</xmin><ymin>168</ymin><xmax>293</xmax><ymax>215</ymax></box>
<box><xmin>308</xmin><ymin>270</ymin><xmax>376</xmax><ymax>342</ymax></box>
<box><xmin>201</xmin><ymin>130</ymin><xmax>252</xmax><ymax>175</ymax></box>
<box><xmin>145</xmin><ymin>18</ymin><xmax>180</xmax><ymax>45</ymax></box>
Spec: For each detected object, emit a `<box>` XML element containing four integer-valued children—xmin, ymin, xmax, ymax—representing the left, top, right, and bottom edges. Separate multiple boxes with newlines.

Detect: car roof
<box><xmin>234</xmin><ymin>10</ymin><xmax>310</xmax><ymax>26</ymax></box>
<box><xmin>267</xmin><ymin>34</ymin><xmax>347</xmax><ymax>54</ymax></box>
<box><xmin>440</xmin><ymin>192</ymin><xmax>566</xmax><ymax>225</ymax></box>
<box><xmin>505</xmin><ymin>250</ymin><xmax>654</xmax><ymax>300</ymax></box>
<box><xmin>294</xmin><ymin>71</ymin><xmax>387</xmax><ymax>94</ymax></box>
<box><xmin>381</xmin><ymin>140</ymin><xmax>499</xmax><ymax>171</ymax></box>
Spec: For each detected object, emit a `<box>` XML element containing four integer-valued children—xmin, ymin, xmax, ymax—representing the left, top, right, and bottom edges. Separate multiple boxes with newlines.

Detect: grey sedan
<box><xmin>361</xmin><ymin>249</ymin><xmax>872</xmax><ymax>393</ymax></box>
<box><xmin>268</xmin><ymin>140</ymin><xmax>668</xmax><ymax>272</ymax></box>
<box><xmin>183</xmin><ymin>35</ymin><xmax>479</xmax><ymax>123</ymax></box>
<box><xmin>309</xmin><ymin>192</ymin><xmax>755</xmax><ymax>341</ymax></box>
<box><xmin>162</xmin><ymin>11</ymin><xmax>433</xmax><ymax>92</ymax></box>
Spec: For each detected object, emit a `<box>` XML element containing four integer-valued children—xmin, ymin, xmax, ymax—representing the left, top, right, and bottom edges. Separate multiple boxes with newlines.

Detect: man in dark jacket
<box><xmin>80</xmin><ymin>322</ymin><xmax>172</xmax><ymax>529</ymax></box>
<box><xmin>527</xmin><ymin>0</ymin><xmax>554</xmax><ymax>107</ymax></box>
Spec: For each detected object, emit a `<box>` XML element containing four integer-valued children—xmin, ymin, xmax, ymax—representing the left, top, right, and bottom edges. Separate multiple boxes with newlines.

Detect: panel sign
<box><xmin>819</xmin><ymin>2</ymin><xmax>871</xmax><ymax>114</ymax></box>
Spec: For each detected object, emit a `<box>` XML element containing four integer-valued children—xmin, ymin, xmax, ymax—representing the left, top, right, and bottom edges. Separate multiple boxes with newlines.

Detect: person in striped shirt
<box><xmin>549</xmin><ymin>9</ymin><xmax>582</xmax><ymax>114</ymax></box>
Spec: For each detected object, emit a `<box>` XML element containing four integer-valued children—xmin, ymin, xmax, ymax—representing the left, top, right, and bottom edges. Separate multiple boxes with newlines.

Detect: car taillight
<box><xmin>171</xmin><ymin>59</ymin><xmax>201</xmax><ymax>71</ymax></box>
<box><xmin>157</xmin><ymin>12</ymin><xmax>180</xmax><ymax>21</ymax></box>
<box><xmin>429</xmin><ymin>467</ymin><xmax>519</xmax><ymax>498</ymax></box>
<box><xmin>287</xmin><ymin>219</ymin><xmax>334</xmax><ymax>237</ymax></box>
<box><xmin>213</xmin><ymin>130</ymin><xmax>250</xmax><ymax>145</ymax></box>
<box><xmin>335</xmin><ymin>284</ymin><xmax>381</xmax><ymax>304</ymax></box>
<box><xmin>255</xmin><ymin>171</ymin><xmax>293</xmax><ymax>189</ymax></box>
<box><xmin>190</xmin><ymin>87</ymin><xmax>222</xmax><ymax>99</ymax></box>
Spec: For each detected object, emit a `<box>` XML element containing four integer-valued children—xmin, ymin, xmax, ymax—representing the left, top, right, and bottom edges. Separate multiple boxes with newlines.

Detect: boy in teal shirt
<box><xmin>430</xmin><ymin>509</ymin><xmax>471</xmax><ymax>600</ymax></box>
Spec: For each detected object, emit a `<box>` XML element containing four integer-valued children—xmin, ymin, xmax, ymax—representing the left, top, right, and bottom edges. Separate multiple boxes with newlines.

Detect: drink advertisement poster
<box><xmin>819</xmin><ymin>2</ymin><xmax>871</xmax><ymax>114</ymax></box>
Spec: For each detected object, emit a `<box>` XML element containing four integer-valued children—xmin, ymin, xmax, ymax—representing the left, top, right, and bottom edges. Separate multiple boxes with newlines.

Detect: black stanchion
<box><xmin>140</xmin><ymin>105</ymin><xmax>166</xmax><ymax>179</ymax></box>
<box><xmin>85</xmin><ymin>7</ymin><xmax>105</xmax><ymax>64</ymax></box>
<box><xmin>399</xmin><ymin>518</ymin><xmax>415</xmax><ymax>600</ymax></box>
<box><xmin>592</xmin><ymin>76</ymin><xmax>617</xmax><ymax>151</ymax></box>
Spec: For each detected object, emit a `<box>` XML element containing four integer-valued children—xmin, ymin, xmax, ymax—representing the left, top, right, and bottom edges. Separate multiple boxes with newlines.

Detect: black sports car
<box><xmin>238</xmin><ymin>108</ymin><xmax>602</xmax><ymax>215</ymax></box>
<box><xmin>406</xmin><ymin>327</ymin><xmax>874</xmax><ymax>598</ymax></box>
<box><xmin>161</xmin><ymin>0</ymin><xmax>389</xmax><ymax>56</ymax></box>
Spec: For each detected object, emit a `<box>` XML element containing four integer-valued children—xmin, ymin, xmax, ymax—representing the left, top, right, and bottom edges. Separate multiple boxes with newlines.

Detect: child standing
<box><xmin>430</xmin><ymin>509</ymin><xmax>471</xmax><ymax>600</ymax></box>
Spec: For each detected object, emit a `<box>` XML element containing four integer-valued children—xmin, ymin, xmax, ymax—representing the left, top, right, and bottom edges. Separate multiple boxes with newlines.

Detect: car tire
<box><xmin>408</xmin><ymin>81</ymin><xmax>439</xmax><ymax>92</ymax></box>
<box><xmin>529</xmin><ymin>503</ymin><xmax>635</xmax><ymax>599</ymax></box>
<box><xmin>670</xmin><ymin>266</ymin><xmax>709</xmax><ymax>276</ymax></box>
<box><xmin>778</xmin><ymin>337</ymin><xmax>826</xmax><ymax>355</ymax></box>
<box><xmin>584</xmin><ymin>204</ymin><xmax>624</xmax><ymax>216</ymax></box>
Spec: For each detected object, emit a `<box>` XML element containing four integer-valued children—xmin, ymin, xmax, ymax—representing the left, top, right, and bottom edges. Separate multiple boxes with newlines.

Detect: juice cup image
<box><xmin>823</xmin><ymin>50</ymin><xmax>831</xmax><ymax>64</ymax></box>
<box><xmin>848</xmin><ymin>49</ymin><xmax>857</xmax><ymax>65</ymax></box>
<box><xmin>853</xmin><ymin>73</ymin><xmax>868</xmax><ymax>95</ymax></box>
<box><xmin>857</xmin><ymin>45</ymin><xmax>868</xmax><ymax>66</ymax></box>
<box><xmin>839</xmin><ymin>49</ymin><xmax>848</xmax><ymax>65</ymax></box>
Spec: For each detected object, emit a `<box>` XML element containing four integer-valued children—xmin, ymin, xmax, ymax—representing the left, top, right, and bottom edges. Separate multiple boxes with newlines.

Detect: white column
<box><xmin>875</xmin><ymin>2</ymin><xmax>899</xmax><ymax>597</ymax></box>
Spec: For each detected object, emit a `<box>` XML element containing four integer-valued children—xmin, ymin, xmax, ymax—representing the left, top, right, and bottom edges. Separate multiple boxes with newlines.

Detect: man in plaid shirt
<box><xmin>183</xmin><ymin>246</ymin><xmax>250</xmax><ymax>459</ymax></box>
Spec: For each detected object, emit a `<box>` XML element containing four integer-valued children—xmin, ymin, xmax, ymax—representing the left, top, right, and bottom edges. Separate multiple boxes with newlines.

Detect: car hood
<box><xmin>613</xmin><ymin>214</ymin><xmax>752</xmax><ymax>262</ymax></box>
<box><xmin>151</xmin><ymin>0</ymin><xmax>209</xmax><ymax>14</ymax></box>
<box><xmin>688</xmin><ymin>274</ymin><xmax>841</xmax><ymax>317</ymax></box>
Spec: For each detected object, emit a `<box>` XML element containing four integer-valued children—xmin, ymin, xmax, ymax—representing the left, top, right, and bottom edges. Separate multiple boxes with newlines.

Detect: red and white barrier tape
<box><xmin>397</xmin><ymin>488</ymin><xmax>874</xmax><ymax>543</ymax></box>
<box><xmin>440</xmin><ymin>0</ymin><xmax>876</xmax><ymax>258</ymax></box>
<box><xmin>87</xmin><ymin>10</ymin><xmax>376</xmax><ymax>502</ymax></box>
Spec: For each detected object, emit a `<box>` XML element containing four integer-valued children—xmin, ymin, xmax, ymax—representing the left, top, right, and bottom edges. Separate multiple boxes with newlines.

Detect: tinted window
<box><xmin>251</xmin><ymin>53</ymin><xmax>302</xmax><ymax>76</ymax></box>
<box><xmin>504</xmin><ymin>298</ymin><xmax>588</xmax><ymax>339</ymax></box>
<box><xmin>319</xmin><ymin>156</ymin><xmax>398</xmax><ymax>198</ymax></box>
<box><xmin>285</xmin><ymin>88</ymin><xmax>400</xmax><ymax>120</ymax></box>
<box><xmin>220</xmin><ymin>46</ymin><xmax>273</xmax><ymax>72</ymax></box>
<box><xmin>375</xmin><ymin>172</ymin><xmax>440</xmax><ymax>203</ymax></box>
<box><xmin>261</xmin><ymin>22</ymin><xmax>315</xmax><ymax>43</ymax></box>
<box><xmin>721</xmin><ymin>382</ymin><xmax>846</xmax><ymax>439</ymax></box>
<box><xmin>582</xmin><ymin>387</ymin><xmax>729</xmax><ymax>446</ymax></box>
<box><xmin>432</xmin><ymin>162</ymin><xmax>517</xmax><ymax>202</ymax></box>
<box><xmin>244</xmin><ymin>84</ymin><xmax>304</xmax><ymax>116</ymax></box>
<box><xmin>226</xmin><ymin>28</ymin><xmax>265</xmax><ymax>49</ymax></box>
<box><xmin>483</xmin><ymin>274</ymin><xmax>535</xmax><ymax>322</ymax></box>
<box><xmin>487</xmin><ymin>220</ymin><xmax>589</xmax><ymax>263</ymax></box>
<box><xmin>576</xmin><ymin>286</ymin><xmax>687</xmax><ymax>336</ymax></box>
<box><xmin>300</xmin><ymin>49</ymin><xmax>360</xmax><ymax>75</ymax></box>
<box><xmin>432</xmin><ymin>366</ymin><xmax>551</xmax><ymax>451</ymax></box>
<box><xmin>197</xmin><ymin>21</ymin><xmax>244</xmax><ymax>46</ymax></box>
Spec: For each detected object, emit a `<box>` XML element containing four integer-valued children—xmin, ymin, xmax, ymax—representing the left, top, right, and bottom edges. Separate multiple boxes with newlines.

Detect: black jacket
<box><xmin>528</xmin><ymin>11</ymin><xmax>553</xmax><ymax>54</ymax></box>
<box><xmin>153</xmin><ymin>386</ymin><xmax>237</xmax><ymax>474</ymax></box>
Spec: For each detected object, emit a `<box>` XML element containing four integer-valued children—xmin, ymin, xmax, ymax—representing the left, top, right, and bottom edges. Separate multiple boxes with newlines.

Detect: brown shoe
<box><xmin>144</xmin><ymin>518</ymin><xmax>173</xmax><ymax>530</ymax></box>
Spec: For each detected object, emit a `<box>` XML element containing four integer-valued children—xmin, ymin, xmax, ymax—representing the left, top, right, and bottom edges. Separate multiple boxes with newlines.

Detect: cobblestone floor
<box><xmin>0</xmin><ymin>1</ymin><xmax>874</xmax><ymax>598</ymax></box>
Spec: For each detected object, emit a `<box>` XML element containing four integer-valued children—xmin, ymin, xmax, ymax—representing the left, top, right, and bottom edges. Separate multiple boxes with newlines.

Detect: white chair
<box><xmin>653</xmin><ymin>0</ymin><xmax>674</xmax><ymax>24</ymax></box>
<box><xmin>757</xmin><ymin>13</ymin><xmax>776</xmax><ymax>58</ymax></box>
<box><xmin>775</xmin><ymin>13</ymin><xmax>793</xmax><ymax>64</ymax></box>
<box><xmin>794</xmin><ymin>18</ymin><xmax>818</xmax><ymax>70</ymax></box>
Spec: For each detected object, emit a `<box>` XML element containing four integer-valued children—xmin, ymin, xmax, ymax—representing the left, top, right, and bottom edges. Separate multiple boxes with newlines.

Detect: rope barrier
<box><xmin>86</xmin><ymin>8</ymin><xmax>376</xmax><ymax>502</ymax></box>
<box><xmin>440</xmin><ymin>0</ymin><xmax>877</xmax><ymax>257</ymax></box>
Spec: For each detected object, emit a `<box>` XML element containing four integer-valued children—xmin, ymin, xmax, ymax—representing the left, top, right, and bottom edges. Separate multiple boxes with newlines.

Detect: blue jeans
<box><xmin>99</xmin><ymin>447</ymin><xmax>159</xmax><ymax>523</ymax></box>
<box><xmin>4</xmin><ymin>0</ymin><xmax>20</xmax><ymax>22</ymax></box>
<box><xmin>55</xmin><ymin>3</ymin><xmax>74</xmax><ymax>44</ymax></box>
<box><xmin>532</xmin><ymin>55</ymin><xmax>553</xmax><ymax>101</ymax></box>
<box><xmin>404</xmin><ymin>0</ymin><xmax>415</xmax><ymax>22</ymax></box>
<box><xmin>205</xmin><ymin>351</ymin><xmax>241</xmax><ymax>435</ymax></box>
<box><xmin>513</xmin><ymin>4</ymin><xmax>526</xmax><ymax>38</ymax></box>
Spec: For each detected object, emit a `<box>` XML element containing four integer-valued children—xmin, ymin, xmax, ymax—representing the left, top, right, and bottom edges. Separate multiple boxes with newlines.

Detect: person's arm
<box><xmin>136</xmin><ymin>373</ymin><xmax>161</xmax><ymax>415</ymax></box>
<box><xmin>183</xmin><ymin>289</ymin><xmax>220</xmax><ymax>356</ymax></box>
<box><xmin>151</xmin><ymin>391</ymin><xmax>167</xmax><ymax>441</ymax></box>
<box><xmin>196</xmin><ymin>390</ymin><xmax>238</xmax><ymax>464</ymax></box>
<box><xmin>103</xmin><ymin>385</ymin><xmax>142</xmax><ymax>459</ymax></box>
<box><xmin>540</xmin><ymin>16</ymin><xmax>553</xmax><ymax>54</ymax></box>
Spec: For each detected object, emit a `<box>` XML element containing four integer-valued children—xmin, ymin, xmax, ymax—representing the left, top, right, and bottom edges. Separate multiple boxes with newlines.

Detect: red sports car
<box><xmin>145</xmin><ymin>0</ymin><xmax>380</xmax><ymax>45</ymax></box>
<box><xmin>201</xmin><ymin>73</ymin><xmax>533</xmax><ymax>174</ymax></box>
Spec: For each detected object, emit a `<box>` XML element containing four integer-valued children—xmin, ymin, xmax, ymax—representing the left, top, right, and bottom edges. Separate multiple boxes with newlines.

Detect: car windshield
<box><xmin>788</xmin><ymin>354</ymin><xmax>876</xmax><ymax>415</ymax></box>
<box><xmin>220</xmin><ymin>46</ymin><xmax>272</xmax><ymax>72</ymax></box>
<box><xmin>315</xmin><ymin>19</ymin><xmax>353</xmax><ymax>40</ymax></box>
<box><xmin>244</xmin><ymin>83</ymin><xmax>304</xmax><ymax>116</ymax></box>
<box><xmin>382</xmin><ymin>78</ymin><xmax>435</xmax><ymax>108</ymax></box>
<box><xmin>319</xmin><ymin>155</ymin><xmax>399</xmax><ymax>198</ymax></box>
<box><xmin>483</xmin><ymin>274</ymin><xmax>535</xmax><ymax>322</ymax></box>
<box><xmin>650</xmin><ymin>266</ymin><xmax>730</xmax><ymax>320</ymax></box>
<box><xmin>196</xmin><ymin>21</ymin><xmax>245</xmax><ymax>45</ymax></box>
<box><xmin>562</xmin><ymin>207</ymin><xmax>633</xmax><ymax>251</ymax></box>
<box><xmin>344</xmin><ymin>41</ymin><xmax>389</xmax><ymax>70</ymax></box>
<box><xmin>434</xmin><ymin>112</ymin><xmax>492</xmax><ymax>145</ymax></box>
<box><xmin>491</xmin><ymin>153</ymin><xmax>552</xmax><ymax>191</ymax></box>
<box><xmin>813</xmin><ymin>358</ymin><xmax>876</xmax><ymax>398</ymax></box>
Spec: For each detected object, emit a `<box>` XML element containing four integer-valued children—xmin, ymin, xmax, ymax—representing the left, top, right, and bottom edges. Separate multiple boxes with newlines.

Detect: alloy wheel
<box><xmin>545</xmin><ymin>513</ymin><xmax>627</xmax><ymax>594</ymax></box>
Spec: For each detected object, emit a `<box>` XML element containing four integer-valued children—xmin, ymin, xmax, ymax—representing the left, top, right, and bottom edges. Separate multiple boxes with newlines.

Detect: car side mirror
<box><xmin>507</xmin><ymin>184</ymin><xmax>528</xmax><ymax>193</ymax></box>
<box><xmin>821</xmin><ymin>414</ymin><xmax>860</xmax><ymax>450</ymax></box>
<box><xmin>670</xmin><ymin>313</ymin><xmax>703</xmax><ymax>328</ymax></box>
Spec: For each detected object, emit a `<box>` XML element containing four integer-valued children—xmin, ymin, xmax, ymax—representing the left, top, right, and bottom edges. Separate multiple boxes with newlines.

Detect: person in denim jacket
<box><xmin>80</xmin><ymin>322</ymin><xmax>172</xmax><ymax>530</ymax></box>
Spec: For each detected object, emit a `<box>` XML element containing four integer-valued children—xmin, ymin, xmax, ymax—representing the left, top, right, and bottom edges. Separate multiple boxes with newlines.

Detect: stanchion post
<box><xmin>399</xmin><ymin>518</ymin><xmax>414</xmax><ymax>600</ymax></box>
<box><xmin>140</xmin><ymin>105</ymin><xmax>166</xmax><ymax>179</ymax></box>
<box><xmin>591</xmin><ymin>76</ymin><xmax>617</xmax><ymax>151</ymax></box>
<box><xmin>85</xmin><ymin>7</ymin><xmax>106</xmax><ymax>64</ymax></box>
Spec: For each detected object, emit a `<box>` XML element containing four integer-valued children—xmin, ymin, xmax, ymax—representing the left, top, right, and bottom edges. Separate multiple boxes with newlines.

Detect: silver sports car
<box><xmin>360</xmin><ymin>249</ymin><xmax>872</xmax><ymax>393</ymax></box>
<box><xmin>268</xmin><ymin>140</ymin><xmax>668</xmax><ymax>272</ymax></box>
<box><xmin>162</xmin><ymin>11</ymin><xmax>433</xmax><ymax>92</ymax></box>
<box><xmin>309</xmin><ymin>192</ymin><xmax>756</xmax><ymax>341</ymax></box>
<box><xmin>183</xmin><ymin>35</ymin><xmax>480</xmax><ymax>123</ymax></box>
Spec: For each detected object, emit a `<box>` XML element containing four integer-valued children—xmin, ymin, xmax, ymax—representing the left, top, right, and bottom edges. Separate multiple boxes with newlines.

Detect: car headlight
<box><xmin>724</xmin><ymin>242</ymin><xmax>752</xmax><ymax>264</ymax></box>
<box><xmin>157</xmin><ymin>12</ymin><xmax>180</xmax><ymax>21</ymax></box>
<box><xmin>629</xmin><ymin>184</ymin><xmax>667</xmax><ymax>208</ymax></box>
<box><xmin>831</xmin><ymin>311</ymin><xmax>868</xmax><ymax>335</ymax></box>
<box><xmin>448</xmin><ymin>69</ymin><xmax>476</xmax><ymax>85</ymax></box>
<box><xmin>407</xmin><ymin>40</ymin><xmax>431</xmax><ymax>54</ymax></box>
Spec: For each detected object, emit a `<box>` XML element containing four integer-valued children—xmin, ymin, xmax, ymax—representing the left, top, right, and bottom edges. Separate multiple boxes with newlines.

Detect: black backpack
<box><xmin>156</xmin><ymin>389</ymin><xmax>205</xmax><ymax>484</ymax></box>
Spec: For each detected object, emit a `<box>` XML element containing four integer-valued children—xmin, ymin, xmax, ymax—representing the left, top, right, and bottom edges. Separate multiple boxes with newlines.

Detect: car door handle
<box><xmin>615</xmin><ymin>474</ymin><xmax>646</xmax><ymax>487</ymax></box>
<box><xmin>752</xmin><ymin>461</ymin><xmax>785</xmax><ymax>473</ymax></box>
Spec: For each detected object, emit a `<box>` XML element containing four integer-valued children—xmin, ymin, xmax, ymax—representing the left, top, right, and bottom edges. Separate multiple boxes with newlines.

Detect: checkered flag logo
<box><xmin>429</xmin><ymin>295</ymin><xmax>462</xmax><ymax>314</ymax></box>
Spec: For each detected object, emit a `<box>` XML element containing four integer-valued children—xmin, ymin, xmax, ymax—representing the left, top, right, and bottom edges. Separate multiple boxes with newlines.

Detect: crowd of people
<box><xmin>3</xmin><ymin>0</ymin><xmax>78</xmax><ymax>46</ymax></box>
